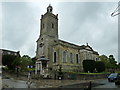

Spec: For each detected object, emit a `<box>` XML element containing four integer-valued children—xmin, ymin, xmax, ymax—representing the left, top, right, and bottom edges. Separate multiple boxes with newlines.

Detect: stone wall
<box><xmin>52</xmin><ymin>44</ymin><xmax>82</xmax><ymax>72</ymax></box>
<box><xmin>63</xmin><ymin>73</ymin><xmax>107</xmax><ymax>80</ymax></box>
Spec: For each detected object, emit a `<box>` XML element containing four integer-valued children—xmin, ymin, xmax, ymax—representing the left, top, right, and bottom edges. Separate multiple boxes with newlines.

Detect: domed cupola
<box><xmin>47</xmin><ymin>4</ymin><xmax>53</xmax><ymax>13</ymax></box>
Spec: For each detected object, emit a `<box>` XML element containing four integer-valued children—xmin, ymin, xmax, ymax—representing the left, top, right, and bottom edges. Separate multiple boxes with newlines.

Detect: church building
<box><xmin>35</xmin><ymin>5</ymin><xmax>99</xmax><ymax>77</ymax></box>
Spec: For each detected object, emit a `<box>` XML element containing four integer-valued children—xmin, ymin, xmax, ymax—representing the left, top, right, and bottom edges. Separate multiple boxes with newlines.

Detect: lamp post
<box><xmin>26</xmin><ymin>65</ymin><xmax>32</xmax><ymax>88</ymax></box>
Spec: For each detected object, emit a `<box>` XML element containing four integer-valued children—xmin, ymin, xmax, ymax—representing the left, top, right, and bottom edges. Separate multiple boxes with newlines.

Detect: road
<box><xmin>93</xmin><ymin>79</ymin><xmax>120</xmax><ymax>88</ymax></box>
<box><xmin>3</xmin><ymin>78</ymin><xmax>36</xmax><ymax>88</ymax></box>
<box><xmin>59</xmin><ymin>79</ymin><xmax>120</xmax><ymax>89</ymax></box>
<box><xmin>2</xmin><ymin>78</ymin><xmax>120</xmax><ymax>89</ymax></box>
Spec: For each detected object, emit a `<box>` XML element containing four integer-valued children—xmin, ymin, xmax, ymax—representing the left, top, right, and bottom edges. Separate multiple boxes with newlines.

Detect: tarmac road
<box><xmin>2</xmin><ymin>78</ymin><xmax>120</xmax><ymax>89</ymax></box>
<box><xmin>93</xmin><ymin>79</ymin><xmax>120</xmax><ymax>89</ymax></box>
<box><xmin>2</xmin><ymin>78</ymin><xmax>36</xmax><ymax>88</ymax></box>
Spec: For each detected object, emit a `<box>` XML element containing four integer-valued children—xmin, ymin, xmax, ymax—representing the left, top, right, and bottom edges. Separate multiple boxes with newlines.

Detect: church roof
<box><xmin>58</xmin><ymin>39</ymin><xmax>99</xmax><ymax>55</ymax></box>
<box><xmin>58</xmin><ymin>39</ymin><xmax>80</xmax><ymax>49</ymax></box>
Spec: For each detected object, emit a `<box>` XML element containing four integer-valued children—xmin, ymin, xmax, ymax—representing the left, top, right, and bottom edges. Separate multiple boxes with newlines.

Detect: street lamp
<box><xmin>26</xmin><ymin>65</ymin><xmax>32</xmax><ymax>88</ymax></box>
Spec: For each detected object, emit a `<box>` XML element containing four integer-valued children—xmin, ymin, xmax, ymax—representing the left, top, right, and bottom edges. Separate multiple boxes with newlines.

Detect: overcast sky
<box><xmin>1</xmin><ymin>1</ymin><xmax>119</xmax><ymax>63</ymax></box>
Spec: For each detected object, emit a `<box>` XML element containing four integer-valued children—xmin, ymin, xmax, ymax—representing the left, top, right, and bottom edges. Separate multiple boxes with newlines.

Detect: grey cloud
<box><xmin>2</xmin><ymin>2</ymin><xmax>40</xmax><ymax>55</ymax></box>
<box><xmin>57</xmin><ymin>2</ymin><xmax>118</xmax><ymax>61</ymax></box>
<box><xmin>2</xmin><ymin>2</ymin><xmax>118</xmax><ymax>62</ymax></box>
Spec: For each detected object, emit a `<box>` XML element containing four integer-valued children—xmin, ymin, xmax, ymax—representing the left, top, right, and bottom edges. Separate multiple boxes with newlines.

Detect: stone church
<box><xmin>35</xmin><ymin>5</ymin><xmax>99</xmax><ymax>76</ymax></box>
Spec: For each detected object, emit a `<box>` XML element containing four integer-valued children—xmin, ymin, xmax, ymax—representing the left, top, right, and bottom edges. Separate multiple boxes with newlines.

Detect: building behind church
<box><xmin>35</xmin><ymin>5</ymin><xmax>99</xmax><ymax>77</ymax></box>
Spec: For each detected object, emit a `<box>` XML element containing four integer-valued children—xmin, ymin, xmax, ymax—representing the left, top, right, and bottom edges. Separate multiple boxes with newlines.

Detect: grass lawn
<box><xmin>63</xmin><ymin>71</ymin><xmax>111</xmax><ymax>75</ymax></box>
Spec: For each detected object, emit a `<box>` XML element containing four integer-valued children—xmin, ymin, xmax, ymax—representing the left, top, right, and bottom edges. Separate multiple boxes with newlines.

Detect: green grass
<box><xmin>26</xmin><ymin>68</ymin><xmax>35</xmax><ymax>71</ymax></box>
<box><xmin>63</xmin><ymin>71</ymin><xmax>111</xmax><ymax>75</ymax></box>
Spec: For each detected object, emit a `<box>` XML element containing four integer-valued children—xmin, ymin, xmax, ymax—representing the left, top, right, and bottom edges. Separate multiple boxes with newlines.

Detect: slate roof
<box><xmin>58</xmin><ymin>39</ymin><xmax>99</xmax><ymax>55</ymax></box>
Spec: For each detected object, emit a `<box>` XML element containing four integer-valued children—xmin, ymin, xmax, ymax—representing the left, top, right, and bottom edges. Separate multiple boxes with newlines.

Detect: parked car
<box><xmin>108</xmin><ymin>73</ymin><xmax>120</xmax><ymax>82</ymax></box>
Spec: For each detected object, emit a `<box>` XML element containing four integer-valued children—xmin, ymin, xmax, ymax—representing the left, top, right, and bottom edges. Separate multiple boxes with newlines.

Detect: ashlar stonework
<box><xmin>35</xmin><ymin>5</ymin><xmax>99</xmax><ymax>77</ymax></box>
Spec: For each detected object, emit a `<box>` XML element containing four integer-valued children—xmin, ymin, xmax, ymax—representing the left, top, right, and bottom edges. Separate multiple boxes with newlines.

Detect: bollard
<box><xmin>89</xmin><ymin>81</ymin><xmax>92</xmax><ymax>90</ymax></box>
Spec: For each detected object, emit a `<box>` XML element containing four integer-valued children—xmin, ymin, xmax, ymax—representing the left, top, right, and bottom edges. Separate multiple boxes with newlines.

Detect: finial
<box><xmin>86</xmin><ymin>43</ymin><xmax>88</xmax><ymax>46</ymax></box>
<box><xmin>47</xmin><ymin>4</ymin><xmax>53</xmax><ymax>13</ymax></box>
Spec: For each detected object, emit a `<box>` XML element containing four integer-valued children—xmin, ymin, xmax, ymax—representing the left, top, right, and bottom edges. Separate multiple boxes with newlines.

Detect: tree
<box><xmin>12</xmin><ymin>56</ymin><xmax>21</xmax><ymax>69</ymax></box>
<box><xmin>95</xmin><ymin>61</ymin><xmax>105</xmax><ymax>72</ymax></box>
<box><xmin>20</xmin><ymin>55</ymin><xmax>34</xmax><ymax>70</ymax></box>
<box><xmin>2</xmin><ymin>55</ymin><xmax>17</xmax><ymax>69</ymax></box>
<box><xmin>83</xmin><ymin>60</ymin><xmax>96</xmax><ymax>73</ymax></box>
<box><xmin>118</xmin><ymin>63</ymin><xmax>120</xmax><ymax>70</ymax></box>
<box><xmin>109</xmin><ymin>55</ymin><xmax>117</xmax><ymax>69</ymax></box>
<box><xmin>99</xmin><ymin>55</ymin><xmax>110</xmax><ymax>69</ymax></box>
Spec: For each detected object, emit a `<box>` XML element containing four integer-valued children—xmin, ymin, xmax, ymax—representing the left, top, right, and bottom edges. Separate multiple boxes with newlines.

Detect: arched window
<box><xmin>52</xmin><ymin>23</ymin><xmax>54</xmax><ymax>28</ymax></box>
<box><xmin>53</xmin><ymin>52</ymin><xmax>56</xmax><ymax>63</ymax></box>
<box><xmin>70</xmin><ymin>53</ymin><xmax>73</xmax><ymax>63</ymax></box>
<box><xmin>63</xmin><ymin>51</ymin><xmax>66</xmax><ymax>63</ymax></box>
<box><xmin>76</xmin><ymin>54</ymin><xmax>79</xmax><ymax>64</ymax></box>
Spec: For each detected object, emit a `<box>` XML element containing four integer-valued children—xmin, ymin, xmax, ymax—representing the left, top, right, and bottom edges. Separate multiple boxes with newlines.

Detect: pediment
<box><xmin>85</xmin><ymin>46</ymin><xmax>92</xmax><ymax>50</ymax></box>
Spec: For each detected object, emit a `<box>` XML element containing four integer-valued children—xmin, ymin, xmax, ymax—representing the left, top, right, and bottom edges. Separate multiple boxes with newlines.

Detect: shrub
<box><xmin>2</xmin><ymin>55</ymin><xmax>17</xmax><ymax>70</ymax></box>
<box><xmin>83</xmin><ymin>60</ymin><xmax>96</xmax><ymax>73</ymax></box>
<box><xmin>95</xmin><ymin>61</ymin><xmax>105</xmax><ymax>72</ymax></box>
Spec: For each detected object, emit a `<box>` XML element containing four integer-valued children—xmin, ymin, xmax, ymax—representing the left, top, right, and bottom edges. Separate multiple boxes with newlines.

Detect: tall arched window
<box><xmin>52</xmin><ymin>23</ymin><xmax>54</xmax><ymax>29</ymax></box>
<box><xmin>63</xmin><ymin>51</ymin><xmax>66</xmax><ymax>63</ymax></box>
<box><xmin>76</xmin><ymin>54</ymin><xmax>79</xmax><ymax>64</ymax></box>
<box><xmin>70</xmin><ymin>53</ymin><xmax>73</xmax><ymax>63</ymax></box>
<box><xmin>53</xmin><ymin>52</ymin><xmax>56</xmax><ymax>63</ymax></box>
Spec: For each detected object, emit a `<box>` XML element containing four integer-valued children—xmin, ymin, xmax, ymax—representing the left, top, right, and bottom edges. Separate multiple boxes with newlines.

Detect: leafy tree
<box><xmin>2</xmin><ymin>55</ymin><xmax>17</xmax><ymax>69</ymax></box>
<box><xmin>118</xmin><ymin>63</ymin><xmax>120</xmax><ymax>70</ymax></box>
<box><xmin>12</xmin><ymin>56</ymin><xmax>21</xmax><ymax>69</ymax></box>
<box><xmin>83</xmin><ymin>60</ymin><xmax>96</xmax><ymax>73</ymax></box>
<box><xmin>109</xmin><ymin>55</ymin><xmax>117</xmax><ymax>69</ymax></box>
<box><xmin>20</xmin><ymin>55</ymin><xmax>34</xmax><ymax>70</ymax></box>
<box><xmin>99</xmin><ymin>55</ymin><xmax>110</xmax><ymax>69</ymax></box>
<box><xmin>109</xmin><ymin>55</ymin><xmax>117</xmax><ymax>64</ymax></box>
<box><xmin>95</xmin><ymin>61</ymin><xmax>105</xmax><ymax>72</ymax></box>
<box><xmin>22</xmin><ymin>55</ymin><xmax>31</xmax><ymax>59</ymax></box>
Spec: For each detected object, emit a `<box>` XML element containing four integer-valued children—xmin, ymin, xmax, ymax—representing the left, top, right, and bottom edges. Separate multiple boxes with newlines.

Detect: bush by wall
<box><xmin>83</xmin><ymin>60</ymin><xmax>96</xmax><ymax>73</ymax></box>
<box><xmin>95</xmin><ymin>61</ymin><xmax>105</xmax><ymax>72</ymax></box>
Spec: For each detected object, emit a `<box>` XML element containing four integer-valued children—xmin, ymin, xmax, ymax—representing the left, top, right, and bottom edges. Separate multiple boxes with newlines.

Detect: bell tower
<box><xmin>40</xmin><ymin>4</ymin><xmax>58</xmax><ymax>39</ymax></box>
<box><xmin>36</xmin><ymin>5</ymin><xmax>58</xmax><ymax>59</ymax></box>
